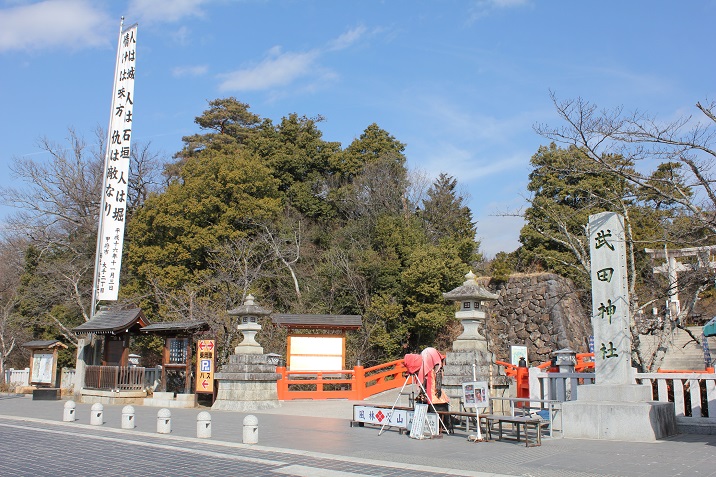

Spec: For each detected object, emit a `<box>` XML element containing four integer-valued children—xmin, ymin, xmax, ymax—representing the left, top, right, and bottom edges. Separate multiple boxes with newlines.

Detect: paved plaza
<box><xmin>1</xmin><ymin>393</ymin><xmax>715</xmax><ymax>477</ymax></box>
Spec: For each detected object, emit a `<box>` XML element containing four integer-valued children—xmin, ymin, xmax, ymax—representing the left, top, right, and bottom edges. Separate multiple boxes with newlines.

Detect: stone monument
<box><xmin>561</xmin><ymin>212</ymin><xmax>676</xmax><ymax>440</ymax></box>
<box><xmin>441</xmin><ymin>271</ymin><xmax>505</xmax><ymax>410</ymax></box>
<box><xmin>212</xmin><ymin>295</ymin><xmax>282</xmax><ymax>412</ymax></box>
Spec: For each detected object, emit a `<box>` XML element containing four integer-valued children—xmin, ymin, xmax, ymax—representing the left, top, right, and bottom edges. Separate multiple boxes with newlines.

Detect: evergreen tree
<box><xmin>421</xmin><ymin>173</ymin><xmax>479</xmax><ymax>263</ymax></box>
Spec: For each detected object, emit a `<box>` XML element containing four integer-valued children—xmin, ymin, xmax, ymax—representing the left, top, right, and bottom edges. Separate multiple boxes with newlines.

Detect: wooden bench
<box><xmin>490</xmin><ymin>397</ymin><xmax>561</xmax><ymax>438</ymax></box>
<box><xmin>481</xmin><ymin>414</ymin><xmax>544</xmax><ymax>447</ymax></box>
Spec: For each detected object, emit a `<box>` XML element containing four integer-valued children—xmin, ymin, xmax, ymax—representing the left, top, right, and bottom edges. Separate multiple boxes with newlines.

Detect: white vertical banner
<box><xmin>96</xmin><ymin>23</ymin><xmax>137</xmax><ymax>301</ymax></box>
<box><xmin>588</xmin><ymin>211</ymin><xmax>632</xmax><ymax>385</ymax></box>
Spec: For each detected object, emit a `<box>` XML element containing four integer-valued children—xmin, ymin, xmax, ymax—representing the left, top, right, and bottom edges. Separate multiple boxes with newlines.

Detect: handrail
<box><xmin>656</xmin><ymin>367</ymin><xmax>715</xmax><ymax>373</ymax></box>
<box><xmin>276</xmin><ymin>359</ymin><xmax>407</xmax><ymax>401</ymax></box>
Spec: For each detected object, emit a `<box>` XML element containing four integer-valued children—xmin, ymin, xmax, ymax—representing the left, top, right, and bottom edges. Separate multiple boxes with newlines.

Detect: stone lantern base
<box><xmin>442</xmin><ymin>349</ymin><xmax>509</xmax><ymax>412</ymax></box>
<box><xmin>212</xmin><ymin>354</ymin><xmax>281</xmax><ymax>412</ymax></box>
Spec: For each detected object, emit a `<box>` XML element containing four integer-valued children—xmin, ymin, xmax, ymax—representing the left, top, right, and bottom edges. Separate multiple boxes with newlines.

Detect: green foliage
<box><xmin>248</xmin><ymin>113</ymin><xmax>341</xmax><ymax>218</ymax></box>
<box><xmin>489</xmin><ymin>251</ymin><xmax>516</xmax><ymax>283</ymax></box>
<box><xmin>518</xmin><ymin>143</ymin><xmax>634</xmax><ymax>288</ymax></box>
<box><xmin>127</xmin><ymin>143</ymin><xmax>282</xmax><ymax>291</ymax></box>
<box><xmin>123</xmin><ymin>98</ymin><xmax>478</xmax><ymax>362</ymax></box>
<box><xmin>421</xmin><ymin>173</ymin><xmax>480</xmax><ymax>263</ymax></box>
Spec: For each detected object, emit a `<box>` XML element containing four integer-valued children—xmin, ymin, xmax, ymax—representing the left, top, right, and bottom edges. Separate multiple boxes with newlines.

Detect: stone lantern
<box><xmin>213</xmin><ymin>294</ymin><xmax>281</xmax><ymax>411</ymax></box>
<box><xmin>440</xmin><ymin>270</ymin><xmax>502</xmax><ymax>410</ymax></box>
<box><xmin>442</xmin><ymin>270</ymin><xmax>499</xmax><ymax>352</ymax></box>
<box><xmin>228</xmin><ymin>294</ymin><xmax>271</xmax><ymax>355</ymax></box>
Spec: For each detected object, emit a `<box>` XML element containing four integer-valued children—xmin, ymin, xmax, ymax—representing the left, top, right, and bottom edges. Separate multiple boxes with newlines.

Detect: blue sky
<box><xmin>1</xmin><ymin>0</ymin><xmax>714</xmax><ymax>257</ymax></box>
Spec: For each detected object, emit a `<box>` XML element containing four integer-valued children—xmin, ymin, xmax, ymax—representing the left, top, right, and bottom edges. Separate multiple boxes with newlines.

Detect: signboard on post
<box><xmin>462</xmin><ymin>381</ymin><xmax>489</xmax><ymax>409</ymax></box>
<box><xmin>195</xmin><ymin>339</ymin><xmax>215</xmax><ymax>394</ymax></box>
<box><xmin>409</xmin><ymin>403</ymin><xmax>430</xmax><ymax>439</ymax></box>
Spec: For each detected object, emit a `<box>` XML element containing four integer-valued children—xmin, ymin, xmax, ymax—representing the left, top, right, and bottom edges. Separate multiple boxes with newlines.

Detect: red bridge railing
<box><xmin>276</xmin><ymin>359</ymin><xmax>407</xmax><ymax>401</ymax></box>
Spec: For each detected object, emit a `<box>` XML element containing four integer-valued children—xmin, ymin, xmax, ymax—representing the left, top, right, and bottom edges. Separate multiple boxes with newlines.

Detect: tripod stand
<box><xmin>378</xmin><ymin>372</ymin><xmax>451</xmax><ymax>436</ymax></box>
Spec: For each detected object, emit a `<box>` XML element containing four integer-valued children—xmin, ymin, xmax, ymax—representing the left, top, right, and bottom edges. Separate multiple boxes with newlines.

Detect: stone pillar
<box><xmin>561</xmin><ymin>212</ymin><xmax>675</xmax><ymax>441</ymax></box>
<box><xmin>73</xmin><ymin>337</ymin><xmax>90</xmax><ymax>398</ymax></box>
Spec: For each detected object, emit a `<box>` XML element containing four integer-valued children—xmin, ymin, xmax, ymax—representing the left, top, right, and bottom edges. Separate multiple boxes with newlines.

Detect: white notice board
<box><xmin>409</xmin><ymin>403</ymin><xmax>429</xmax><ymax>439</ymax></box>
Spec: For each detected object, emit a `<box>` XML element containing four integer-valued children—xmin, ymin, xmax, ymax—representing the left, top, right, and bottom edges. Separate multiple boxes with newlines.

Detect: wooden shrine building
<box><xmin>141</xmin><ymin>320</ymin><xmax>210</xmax><ymax>394</ymax></box>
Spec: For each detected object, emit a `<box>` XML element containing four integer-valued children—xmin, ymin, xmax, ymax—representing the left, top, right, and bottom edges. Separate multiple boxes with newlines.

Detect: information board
<box><xmin>30</xmin><ymin>353</ymin><xmax>54</xmax><ymax>385</ymax></box>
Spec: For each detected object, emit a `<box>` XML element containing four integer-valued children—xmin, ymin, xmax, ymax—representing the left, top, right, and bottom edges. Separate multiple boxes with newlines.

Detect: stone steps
<box><xmin>660</xmin><ymin>326</ymin><xmax>714</xmax><ymax>370</ymax></box>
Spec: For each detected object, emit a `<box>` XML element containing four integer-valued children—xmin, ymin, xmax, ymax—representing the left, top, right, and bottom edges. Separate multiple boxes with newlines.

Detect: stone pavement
<box><xmin>1</xmin><ymin>393</ymin><xmax>716</xmax><ymax>477</ymax></box>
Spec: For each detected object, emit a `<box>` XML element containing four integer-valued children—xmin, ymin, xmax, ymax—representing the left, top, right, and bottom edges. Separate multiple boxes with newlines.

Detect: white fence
<box><xmin>636</xmin><ymin>372</ymin><xmax>716</xmax><ymax>418</ymax></box>
<box><xmin>4</xmin><ymin>368</ymin><xmax>30</xmax><ymax>387</ymax></box>
<box><xmin>529</xmin><ymin>368</ymin><xmax>595</xmax><ymax>403</ymax></box>
<box><xmin>3</xmin><ymin>367</ymin><xmax>76</xmax><ymax>390</ymax></box>
<box><xmin>529</xmin><ymin>368</ymin><xmax>716</xmax><ymax>420</ymax></box>
<box><xmin>60</xmin><ymin>368</ymin><xmax>75</xmax><ymax>390</ymax></box>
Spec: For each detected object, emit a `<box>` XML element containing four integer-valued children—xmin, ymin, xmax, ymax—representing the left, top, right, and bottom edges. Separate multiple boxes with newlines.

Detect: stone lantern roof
<box><xmin>227</xmin><ymin>294</ymin><xmax>271</xmax><ymax>317</ymax></box>
<box><xmin>442</xmin><ymin>271</ymin><xmax>499</xmax><ymax>302</ymax></box>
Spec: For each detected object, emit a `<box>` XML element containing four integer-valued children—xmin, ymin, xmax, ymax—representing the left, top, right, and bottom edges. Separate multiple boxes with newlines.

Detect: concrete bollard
<box><xmin>121</xmin><ymin>405</ymin><xmax>135</xmax><ymax>429</ymax></box>
<box><xmin>196</xmin><ymin>411</ymin><xmax>211</xmax><ymax>439</ymax></box>
<box><xmin>90</xmin><ymin>403</ymin><xmax>104</xmax><ymax>426</ymax></box>
<box><xmin>157</xmin><ymin>408</ymin><xmax>171</xmax><ymax>434</ymax></box>
<box><xmin>243</xmin><ymin>415</ymin><xmax>258</xmax><ymax>444</ymax></box>
<box><xmin>63</xmin><ymin>400</ymin><xmax>76</xmax><ymax>422</ymax></box>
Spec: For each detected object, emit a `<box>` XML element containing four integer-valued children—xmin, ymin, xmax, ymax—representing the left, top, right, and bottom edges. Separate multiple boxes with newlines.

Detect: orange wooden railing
<box><xmin>657</xmin><ymin>367</ymin><xmax>715</xmax><ymax>373</ymax></box>
<box><xmin>495</xmin><ymin>360</ymin><xmax>530</xmax><ymax>401</ymax></box>
<box><xmin>275</xmin><ymin>353</ymin><xmax>602</xmax><ymax>401</ymax></box>
<box><xmin>276</xmin><ymin>359</ymin><xmax>407</xmax><ymax>401</ymax></box>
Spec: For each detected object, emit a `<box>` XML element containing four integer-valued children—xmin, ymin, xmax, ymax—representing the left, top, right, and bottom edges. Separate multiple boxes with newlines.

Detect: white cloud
<box><xmin>217</xmin><ymin>26</ymin><xmax>368</xmax><ymax>93</ymax></box>
<box><xmin>172</xmin><ymin>64</ymin><xmax>208</xmax><ymax>77</ymax></box>
<box><xmin>468</xmin><ymin>0</ymin><xmax>531</xmax><ymax>21</ymax></box>
<box><xmin>476</xmin><ymin>212</ymin><xmax>524</xmax><ymax>258</ymax></box>
<box><xmin>422</xmin><ymin>145</ymin><xmax>525</xmax><ymax>183</ymax></box>
<box><xmin>217</xmin><ymin>49</ymin><xmax>319</xmax><ymax>92</ymax></box>
<box><xmin>128</xmin><ymin>0</ymin><xmax>209</xmax><ymax>24</ymax></box>
<box><xmin>0</xmin><ymin>0</ymin><xmax>111</xmax><ymax>52</ymax></box>
<box><xmin>327</xmin><ymin>25</ymin><xmax>367</xmax><ymax>51</ymax></box>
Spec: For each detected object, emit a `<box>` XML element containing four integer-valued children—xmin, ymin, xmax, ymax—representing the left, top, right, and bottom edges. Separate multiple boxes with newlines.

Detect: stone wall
<box><xmin>486</xmin><ymin>273</ymin><xmax>591</xmax><ymax>364</ymax></box>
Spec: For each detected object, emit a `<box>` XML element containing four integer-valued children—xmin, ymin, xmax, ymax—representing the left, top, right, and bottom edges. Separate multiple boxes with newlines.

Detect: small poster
<box><xmin>510</xmin><ymin>345</ymin><xmax>528</xmax><ymax>366</ymax></box>
<box><xmin>462</xmin><ymin>381</ymin><xmax>489</xmax><ymax>409</ymax></box>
